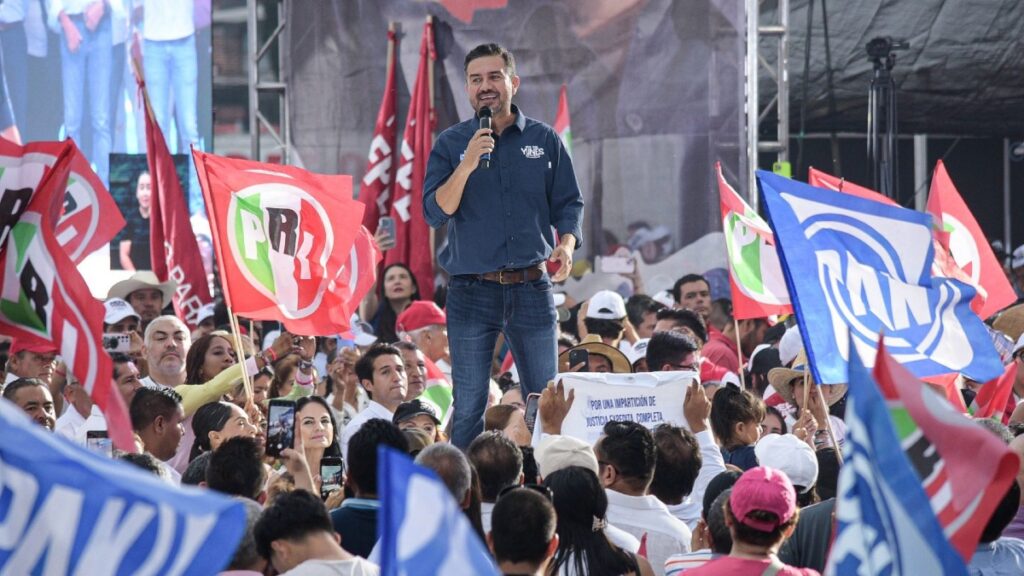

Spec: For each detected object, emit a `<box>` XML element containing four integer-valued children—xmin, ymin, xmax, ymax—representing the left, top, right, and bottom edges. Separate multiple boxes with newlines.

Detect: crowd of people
<box><xmin>4</xmin><ymin>40</ymin><xmax>1024</xmax><ymax>576</ymax></box>
<box><xmin>3</xmin><ymin>259</ymin><xmax>1024</xmax><ymax>575</ymax></box>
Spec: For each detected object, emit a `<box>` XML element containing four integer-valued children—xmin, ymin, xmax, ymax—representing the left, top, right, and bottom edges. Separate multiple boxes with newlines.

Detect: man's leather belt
<box><xmin>473</xmin><ymin>265</ymin><xmax>544</xmax><ymax>285</ymax></box>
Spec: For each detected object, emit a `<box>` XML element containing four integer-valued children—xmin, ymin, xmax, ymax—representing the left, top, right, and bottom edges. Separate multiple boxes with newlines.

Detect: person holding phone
<box><xmin>423</xmin><ymin>43</ymin><xmax>584</xmax><ymax>449</ymax></box>
<box><xmin>295</xmin><ymin>396</ymin><xmax>342</xmax><ymax>491</ymax></box>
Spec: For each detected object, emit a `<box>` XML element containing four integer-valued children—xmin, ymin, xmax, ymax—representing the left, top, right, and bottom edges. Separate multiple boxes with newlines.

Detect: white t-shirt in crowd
<box><xmin>143</xmin><ymin>0</ymin><xmax>194</xmax><ymax>41</ymax></box>
<box><xmin>279</xmin><ymin>557</ymin><xmax>379</xmax><ymax>576</ymax></box>
<box><xmin>606</xmin><ymin>490</ymin><xmax>691</xmax><ymax>576</ymax></box>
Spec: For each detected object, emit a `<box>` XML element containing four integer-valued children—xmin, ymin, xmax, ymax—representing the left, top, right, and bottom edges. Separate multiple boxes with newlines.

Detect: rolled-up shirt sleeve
<box><xmin>548</xmin><ymin>135</ymin><xmax>584</xmax><ymax>249</ymax></box>
<box><xmin>423</xmin><ymin>138</ymin><xmax>454</xmax><ymax>228</ymax></box>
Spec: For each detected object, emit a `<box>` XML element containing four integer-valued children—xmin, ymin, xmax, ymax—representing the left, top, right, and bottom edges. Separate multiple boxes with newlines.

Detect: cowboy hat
<box><xmin>994</xmin><ymin>304</ymin><xmax>1024</xmax><ymax>343</ymax></box>
<box><xmin>106</xmin><ymin>271</ymin><xmax>176</xmax><ymax>305</ymax></box>
<box><xmin>558</xmin><ymin>334</ymin><xmax>633</xmax><ymax>374</ymax></box>
<box><xmin>766</xmin><ymin>351</ymin><xmax>847</xmax><ymax>407</ymax></box>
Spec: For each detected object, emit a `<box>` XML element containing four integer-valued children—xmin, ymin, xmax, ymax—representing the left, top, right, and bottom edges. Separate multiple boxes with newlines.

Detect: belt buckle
<box><xmin>497</xmin><ymin>268</ymin><xmax>520</xmax><ymax>282</ymax></box>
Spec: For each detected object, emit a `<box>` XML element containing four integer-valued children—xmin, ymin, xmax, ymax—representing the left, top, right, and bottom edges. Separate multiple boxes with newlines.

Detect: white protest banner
<box><xmin>539</xmin><ymin>371</ymin><xmax>699</xmax><ymax>446</ymax></box>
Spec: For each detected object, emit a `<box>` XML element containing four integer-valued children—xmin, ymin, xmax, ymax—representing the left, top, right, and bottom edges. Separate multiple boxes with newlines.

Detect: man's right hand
<box><xmin>460</xmin><ymin>128</ymin><xmax>495</xmax><ymax>171</ymax></box>
<box><xmin>62</xmin><ymin>18</ymin><xmax>82</xmax><ymax>53</ymax></box>
<box><xmin>684</xmin><ymin>378</ymin><xmax>711</xmax><ymax>434</ymax></box>
<box><xmin>539</xmin><ymin>379</ymin><xmax>575</xmax><ymax>435</ymax></box>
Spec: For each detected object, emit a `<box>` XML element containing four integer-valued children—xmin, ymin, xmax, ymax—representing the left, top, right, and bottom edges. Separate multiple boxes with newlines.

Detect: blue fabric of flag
<box><xmin>377</xmin><ymin>447</ymin><xmax>498</xmax><ymax>576</ymax></box>
<box><xmin>757</xmin><ymin>170</ymin><xmax>1003</xmax><ymax>385</ymax></box>
<box><xmin>0</xmin><ymin>399</ymin><xmax>245</xmax><ymax>576</ymax></box>
<box><xmin>825</xmin><ymin>345</ymin><xmax>967</xmax><ymax>576</ymax></box>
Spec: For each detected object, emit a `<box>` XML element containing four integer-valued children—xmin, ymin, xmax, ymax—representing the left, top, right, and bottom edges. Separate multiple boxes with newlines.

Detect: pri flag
<box><xmin>927</xmin><ymin>161</ymin><xmax>1017</xmax><ymax>319</ymax></box>
<box><xmin>758</xmin><ymin>170</ymin><xmax>1003</xmax><ymax>385</ymax></box>
<box><xmin>875</xmin><ymin>341</ymin><xmax>1019</xmax><ymax>561</ymax></box>
<box><xmin>385</xmin><ymin>19</ymin><xmax>436</xmax><ymax>301</ymax></box>
<box><xmin>716</xmin><ymin>163</ymin><xmax>791</xmax><ymax>319</ymax></box>
<box><xmin>0</xmin><ymin>398</ymin><xmax>245</xmax><ymax>574</ymax></box>
<box><xmin>0</xmin><ymin>142</ymin><xmax>135</xmax><ymax>451</ymax></box>
<box><xmin>555</xmin><ymin>83</ymin><xmax>573</xmax><ymax>156</ymax></box>
<box><xmin>378</xmin><ymin>447</ymin><xmax>498</xmax><ymax>576</ymax></box>
<box><xmin>826</xmin><ymin>343</ymin><xmax>967</xmax><ymax>576</ymax></box>
<box><xmin>139</xmin><ymin>76</ymin><xmax>213</xmax><ymax>329</ymax></box>
<box><xmin>0</xmin><ymin>139</ymin><xmax>125</xmax><ymax>263</ymax></box>
<box><xmin>193</xmin><ymin>150</ymin><xmax>365</xmax><ymax>335</ymax></box>
<box><xmin>360</xmin><ymin>27</ymin><xmax>399</xmax><ymax>232</ymax></box>
<box><xmin>337</xmin><ymin>225</ymin><xmax>383</xmax><ymax>312</ymax></box>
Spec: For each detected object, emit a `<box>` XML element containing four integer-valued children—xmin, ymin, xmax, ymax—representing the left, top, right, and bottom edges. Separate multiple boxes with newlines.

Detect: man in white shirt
<box><xmin>340</xmin><ymin>344</ymin><xmax>408</xmax><ymax>461</ymax></box>
<box><xmin>54</xmin><ymin>367</ymin><xmax>106</xmax><ymax>444</ymax></box>
<box><xmin>597</xmin><ymin>419</ymin><xmax>691</xmax><ymax>576</ymax></box>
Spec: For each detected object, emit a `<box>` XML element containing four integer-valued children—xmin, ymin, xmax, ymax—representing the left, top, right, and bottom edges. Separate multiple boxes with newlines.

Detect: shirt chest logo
<box><xmin>521</xmin><ymin>146</ymin><xmax>544</xmax><ymax>159</ymax></box>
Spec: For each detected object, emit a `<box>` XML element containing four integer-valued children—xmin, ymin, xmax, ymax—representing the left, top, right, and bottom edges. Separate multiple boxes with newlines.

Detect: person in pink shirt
<box><xmin>684</xmin><ymin>466</ymin><xmax>819</xmax><ymax>576</ymax></box>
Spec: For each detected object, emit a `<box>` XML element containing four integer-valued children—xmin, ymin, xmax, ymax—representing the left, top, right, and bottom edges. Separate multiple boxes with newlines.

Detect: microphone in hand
<box><xmin>479</xmin><ymin>107</ymin><xmax>492</xmax><ymax>169</ymax></box>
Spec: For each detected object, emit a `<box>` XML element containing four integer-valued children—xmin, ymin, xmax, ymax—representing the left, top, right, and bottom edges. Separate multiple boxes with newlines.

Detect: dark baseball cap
<box><xmin>393</xmin><ymin>398</ymin><xmax>441</xmax><ymax>425</ymax></box>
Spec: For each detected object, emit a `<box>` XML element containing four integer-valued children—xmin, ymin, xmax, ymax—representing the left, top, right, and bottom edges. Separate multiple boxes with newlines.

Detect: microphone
<box><xmin>478</xmin><ymin>107</ymin><xmax>492</xmax><ymax>169</ymax></box>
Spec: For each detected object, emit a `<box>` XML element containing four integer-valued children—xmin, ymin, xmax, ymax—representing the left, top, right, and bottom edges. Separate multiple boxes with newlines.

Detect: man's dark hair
<box><xmin>467</xmin><ymin>431</ymin><xmax>523</xmax><ymax>501</ymax></box>
<box><xmin>707</xmin><ymin>489</ymin><xmax>734</xmax><ymax>554</ymax></box>
<box><xmin>815</xmin><ymin>448</ymin><xmax>841</xmax><ymax>501</ymax></box>
<box><xmin>254</xmin><ymin>489</ymin><xmax>332</xmax><ymax>561</ymax></box>
<box><xmin>118</xmin><ymin>451</ymin><xmax>165</xmax><ymax>477</ymax></box>
<box><xmin>227</xmin><ymin>499</ymin><xmax>264</xmax><ymax>570</ymax></box>
<box><xmin>557</xmin><ymin>334</ymin><xmax>579</xmax><ymax>350</ymax></box>
<box><xmin>392</xmin><ymin>340</ymin><xmax>419</xmax><ymax>354</ymax></box>
<box><xmin>583</xmin><ymin>317</ymin><xmax>625</xmax><ymax>341</ymax></box>
<box><xmin>702</xmin><ymin>471</ymin><xmax>743</xmax><ymax>520</ymax></box>
<box><xmin>464</xmin><ymin>43</ymin><xmax>516</xmax><ymax>76</ymax></box>
<box><xmin>182</xmin><ymin>451</ymin><xmax>212</xmax><ymax>486</ymax></box>
<box><xmin>672</xmin><ymin>274</ymin><xmax>709</xmax><ymax>304</ymax></box>
<box><xmin>2</xmin><ymin>377</ymin><xmax>45</xmax><ymax>401</ymax></box>
<box><xmin>626</xmin><ymin>294</ymin><xmax>665</xmax><ymax>328</ymax></box>
<box><xmin>207</xmin><ymin>437</ymin><xmax>266</xmax><ymax>500</ymax></box>
<box><xmin>347</xmin><ymin>419</ymin><xmax>409</xmax><ymax>496</ymax></box>
<box><xmin>649</xmin><ymin>425</ymin><xmax>702</xmax><ymax>505</ymax></box>
<box><xmin>597</xmin><ymin>421</ymin><xmax>657</xmax><ymax>490</ymax></box>
<box><xmin>490</xmin><ymin>488</ymin><xmax>555</xmax><ymax>566</ymax></box>
<box><xmin>710</xmin><ymin>385</ymin><xmax>766</xmax><ymax>448</ymax></box>
<box><xmin>727</xmin><ymin>498</ymin><xmax>800</xmax><ymax>548</ymax></box>
<box><xmin>646</xmin><ymin>330</ymin><xmax>699</xmax><ymax>372</ymax></box>
<box><xmin>980</xmin><ymin>479</ymin><xmax>1022</xmax><ymax>543</ymax></box>
<box><xmin>110</xmin><ymin>351</ymin><xmax>133</xmax><ymax>379</ymax></box>
<box><xmin>521</xmin><ymin>445</ymin><xmax>540</xmax><ymax>484</ymax></box>
<box><xmin>129</xmin><ymin>387</ymin><xmax>182</xmax><ymax>431</ymax></box>
<box><xmin>655</xmin><ymin>308</ymin><xmax>708</xmax><ymax>344</ymax></box>
<box><xmin>354</xmin><ymin>343</ymin><xmax>403</xmax><ymax>388</ymax></box>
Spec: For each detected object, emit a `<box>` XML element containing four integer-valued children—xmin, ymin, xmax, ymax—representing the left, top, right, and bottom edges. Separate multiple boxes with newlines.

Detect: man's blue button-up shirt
<box><xmin>423</xmin><ymin>105</ymin><xmax>584</xmax><ymax>276</ymax></box>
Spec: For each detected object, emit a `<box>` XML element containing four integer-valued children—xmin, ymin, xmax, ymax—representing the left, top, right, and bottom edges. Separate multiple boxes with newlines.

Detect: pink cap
<box><xmin>396</xmin><ymin>301</ymin><xmax>447</xmax><ymax>334</ymax></box>
<box><xmin>729</xmin><ymin>466</ymin><xmax>797</xmax><ymax>532</ymax></box>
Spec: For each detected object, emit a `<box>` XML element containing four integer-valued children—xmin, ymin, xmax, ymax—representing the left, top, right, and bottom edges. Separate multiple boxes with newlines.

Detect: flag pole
<box><xmin>226</xmin><ymin>309</ymin><xmax>255</xmax><ymax>403</ymax></box>
<box><xmin>733</xmin><ymin>317</ymin><xmax>746</xmax><ymax>389</ymax></box>
<box><xmin>425</xmin><ymin>15</ymin><xmax>437</xmax><ymax>276</ymax></box>
<box><xmin>801</xmin><ymin>362</ymin><xmax>811</xmax><ymax>415</ymax></box>
<box><xmin>817</xmin><ymin>384</ymin><xmax>844</xmax><ymax>464</ymax></box>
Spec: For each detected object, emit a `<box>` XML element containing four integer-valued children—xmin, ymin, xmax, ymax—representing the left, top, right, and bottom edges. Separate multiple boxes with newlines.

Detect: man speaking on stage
<box><xmin>423</xmin><ymin>43</ymin><xmax>584</xmax><ymax>448</ymax></box>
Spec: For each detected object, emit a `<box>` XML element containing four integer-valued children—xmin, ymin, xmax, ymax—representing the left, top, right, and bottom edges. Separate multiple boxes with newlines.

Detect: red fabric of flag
<box><xmin>0</xmin><ymin>142</ymin><xmax>134</xmax><ymax>451</ymax></box>
<box><xmin>360</xmin><ymin>29</ymin><xmax>400</xmax><ymax>232</ymax></box>
<box><xmin>140</xmin><ymin>80</ymin><xmax>213</xmax><ymax>329</ymax></box>
<box><xmin>927</xmin><ymin>161</ymin><xmax>1017</xmax><ymax>320</ymax></box>
<box><xmin>0</xmin><ymin>139</ymin><xmax>125</xmax><ymax>263</ymax></box>
<box><xmin>385</xmin><ymin>20</ymin><xmax>436</xmax><ymax>301</ymax></box>
<box><xmin>970</xmin><ymin>362</ymin><xmax>1018</xmax><ymax>421</ymax></box>
<box><xmin>193</xmin><ymin>150</ymin><xmax>365</xmax><ymax>336</ymax></box>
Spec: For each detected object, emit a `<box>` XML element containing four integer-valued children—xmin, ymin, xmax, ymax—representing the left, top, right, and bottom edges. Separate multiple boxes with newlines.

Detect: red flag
<box><xmin>336</xmin><ymin>225</ymin><xmax>383</xmax><ymax>316</ymax></box>
<box><xmin>0</xmin><ymin>142</ymin><xmax>135</xmax><ymax>451</ymax></box>
<box><xmin>0</xmin><ymin>139</ymin><xmax>125</xmax><ymax>263</ymax></box>
<box><xmin>969</xmin><ymin>362</ymin><xmax>1018</xmax><ymax>422</ymax></box>
<box><xmin>359</xmin><ymin>27</ymin><xmax>400</xmax><ymax>232</ymax></box>
<box><xmin>717</xmin><ymin>163</ymin><xmax>792</xmax><ymax>319</ymax></box>
<box><xmin>385</xmin><ymin>19</ymin><xmax>436</xmax><ymax>301</ymax></box>
<box><xmin>921</xmin><ymin>373</ymin><xmax>969</xmax><ymax>414</ymax></box>
<box><xmin>875</xmin><ymin>340</ymin><xmax>1019</xmax><ymax>561</ymax></box>
<box><xmin>927</xmin><ymin>161</ymin><xmax>1017</xmax><ymax>319</ymax></box>
<box><xmin>807</xmin><ymin>167</ymin><xmax>898</xmax><ymax>206</ymax></box>
<box><xmin>137</xmin><ymin>76</ymin><xmax>213</xmax><ymax>329</ymax></box>
<box><xmin>193</xmin><ymin>150</ymin><xmax>365</xmax><ymax>336</ymax></box>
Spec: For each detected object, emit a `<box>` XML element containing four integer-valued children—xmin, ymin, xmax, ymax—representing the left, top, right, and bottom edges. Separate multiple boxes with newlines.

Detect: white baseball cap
<box><xmin>626</xmin><ymin>338</ymin><xmax>650</xmax><ymax>365</ymax></box>
<box><xmin>1012</xmin><ymin>244</ymin><xmax>1024</xmax><ymax>270</ymax></box>
<box><xmin>754</xmin><ymin>433</ymin><xmax>819</xmax><ymax>493</ymax></box>
<box><xmin>778</xmin><ymin>325</ymin><xmax>803</xmax><ymax>367</ymax></box>
<box><xmin>586</xmin><ymin>290</ymin><xmax>627</xmax><ymax>320</ymax></box>
<box><xmin>103</xmin><ymin>298</ymin><xmax>140</xmax><ymax>325</ymax></box>
<box><xmin>196</xmin><ymin>303</ymin><xmax>216</xmax><ymax>325</ymax></box>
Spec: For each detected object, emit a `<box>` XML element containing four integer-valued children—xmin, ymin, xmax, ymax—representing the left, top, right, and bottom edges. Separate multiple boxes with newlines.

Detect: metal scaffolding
<box><xmin>248</xmin><ymin>0</ymin><xmax>290</xmax><ymax>163</ymax></box>
<box><xmin>745</xmin><ymin>0</ymin><xmax>789</xmax><ymax>207</ymax></box>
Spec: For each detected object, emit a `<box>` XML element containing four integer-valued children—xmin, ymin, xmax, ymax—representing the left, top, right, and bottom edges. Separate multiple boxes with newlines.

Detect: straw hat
<box><xmin>766</xmin><ymin>351</ymin><xmax>847</xmax><ymax>407</ymax></box>
<box><xmin>558</xmin><ymin>335</ymin><xmax>633</xmax><ymax>374</ymax></box>
<box><xmin>994</xmin><ymin>304</ymin><xmax>1024</xmax><ymax>343</ymax></box>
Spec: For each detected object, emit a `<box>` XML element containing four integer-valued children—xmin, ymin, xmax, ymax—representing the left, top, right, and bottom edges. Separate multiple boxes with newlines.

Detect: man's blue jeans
<box><xmin>60</xmin><ymin>15</ymin><xmax>111</xmax><ymax>185</ymax></box>
<box><xmin>447</xmin><ymin>273</ymin><xmax>558</xmax><ymax>448</ymax></box>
